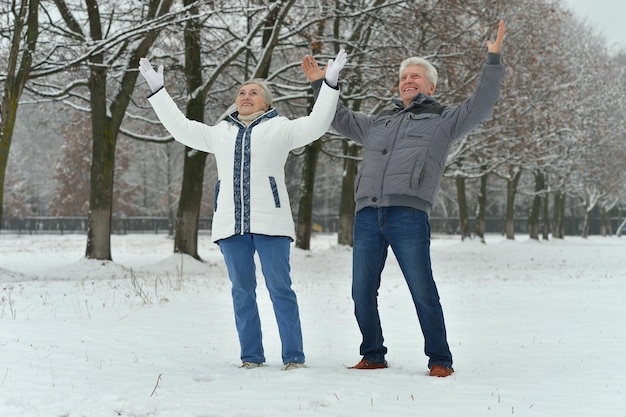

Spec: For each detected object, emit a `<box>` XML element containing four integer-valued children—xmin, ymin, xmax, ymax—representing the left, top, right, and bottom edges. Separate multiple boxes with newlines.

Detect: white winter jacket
<box><xmin>148</xmin><ymin>82</ymin><xmax>340</xmax><ymax>242</ymax></box>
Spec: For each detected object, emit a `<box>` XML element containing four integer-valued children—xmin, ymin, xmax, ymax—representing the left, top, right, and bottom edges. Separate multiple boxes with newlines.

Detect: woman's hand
<box><xmin>301</xmin><ymin>49</ymin><xmax>347</xmax><ymax>87</ymax></box>
<box><xmin>138</xmin><ymin>57</ymin><xmax>164</xmax><ymax>93</ymax></box>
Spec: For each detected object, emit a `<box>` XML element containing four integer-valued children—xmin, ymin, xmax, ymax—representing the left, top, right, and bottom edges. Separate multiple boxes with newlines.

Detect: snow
<box><xmin>1</xmin><ymin>232</ymin><xmax>625</xmax><ymax>417</ymax></box>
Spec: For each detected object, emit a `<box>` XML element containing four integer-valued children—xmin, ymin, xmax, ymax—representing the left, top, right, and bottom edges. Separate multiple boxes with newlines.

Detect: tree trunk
<box><xmin>599</xmin><ymin>206</ymin><xmax>609</xmax><ymax>237</ymax></box>
<box><xmin>337</xmin><ymin>142</ymin><xmax>359</xmax><ymax>246</ymax></box>
<box><xmin>0</xmin><ymin>0</ymin><xmax>39</xmax><ymax>230</ymax></box>
<box><xmin>174</xmin><ymin>1</ymin><xmax>207</xmax><ymax>259</ymax></box>
<box><xmin>581</xmin><ymin>207</ymin><xmax>591</xmax><ymax>238</ymax></box>
<box><xmin>295</xmin><ymin>141</ymin><xmax>321</xmax><ymax>250</ymax></box>
<box><xmin>174</xmin><ymin>150</ymin><xmax>207</xmax><ymax>259</ymax></box>
<box><xmin>85</xmin><ymin>2</ymin><xmax>112</xmax><ymax>259</ymax></box>
<box><xmin>456</xmin><ymin>177</ymin><xmax>470</xmax><ymax>240</ymax></box>
<box><xmin>616</xmin><ymin>215</ymin><xmax>626</xmax><ymax>237</ymax></box>
<box><xmin>0</xmin><ymin>120</ymin><xmax>10</xmax><ymax>228</ymax></box>
<box><xmin>553</xmin><ymin>192</ymin><xmax>565</xmax><ymax>239</ymax></box>
<box><xmin>83</xmin><ymin>0</ymin><xmax>174</xmax><ymax>259</ymax></box>
<box><xmin>505</xmin><ymin>170</ymin><xmax>522</xmax><ymax>240</ymax></box>
<box><xmin>528</xmin><ymin>171</ymin><xmax>545</xmax><ymax>241</ymax></box>
<box><xmin>85</xmin><ymin>85</ymin><xmax>115</xmax><ymax>259</ymax></box>
<box><xmin>474</xmin><ymin>173</ymin><xmax>488</xmax><ymax>243</ymax></box>
<box><xmin>542</xmin><ymin>186</ymin><xmax>550</xmax><ymax>241</ymax></box>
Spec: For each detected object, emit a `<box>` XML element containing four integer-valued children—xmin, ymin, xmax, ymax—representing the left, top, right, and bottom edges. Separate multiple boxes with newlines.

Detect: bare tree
<box><xmin>469</xmin><ymin>0</ymin><xmax>579</xmax><ymax>239</ymax></box>
<box><xmin>0</xmin><ymin>0</ymin><xmax>39</xmax><ymax>230</ymax></box>
<box><xmin>548</xmin><ymin>5</ymin><xmax>626</xmax><ymax>238</ymax></box>
<box><xmin>35</xmin><ymin>0</ymin><xmax>177</xmax><ymax>259</ymax></box>
<box><xmin>5</xmin><ymin>0</ymin><xmax>626</xmax><ymax>243</ymax></box>
<box><xmin>49</xmin><ymin>114</ymin><xmax>138</xmax><ymax>216</ymax></box>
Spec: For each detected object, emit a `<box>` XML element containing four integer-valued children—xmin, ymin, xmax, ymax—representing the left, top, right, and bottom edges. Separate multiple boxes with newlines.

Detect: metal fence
<box><xmin>1</xmin><ymin>217</ymin><xmax>177</xmax><ymax>235</ymax></box>
<box><xmin>2</xmin><ymin>215</ymin><xmax>624</xmax><ymax>236</ymax></box>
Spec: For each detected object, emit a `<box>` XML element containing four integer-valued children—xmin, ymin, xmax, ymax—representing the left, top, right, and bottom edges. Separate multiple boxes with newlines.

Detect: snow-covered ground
<box><xmin>1</xmin><ymin>232</ymin><xmax>624</xmax><ymax>417</ymax></box>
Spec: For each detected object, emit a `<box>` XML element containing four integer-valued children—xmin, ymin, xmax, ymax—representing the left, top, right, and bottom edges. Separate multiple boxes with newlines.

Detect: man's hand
<box><xmin>301</xmin><ymin>49</ymin><xmax>347</xmax><ymax>86</ymax></box>
<box><xmin>486</xmin><ymin>19</ymin><xmax>505</xmax><ymax>54</ymax></box>
<box><xmin>138</xmin><ymin>57</ymin><xmax>164</xmax><ymax>93</ymax></box>
<box><xmin>301</xmin><ymin>54</ymin><xmax>325</xmax><ymax>83</ymax></box>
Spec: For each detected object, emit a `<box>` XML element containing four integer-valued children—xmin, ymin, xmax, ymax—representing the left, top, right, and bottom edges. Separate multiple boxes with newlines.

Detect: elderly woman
<box><xmin>138</xmin><ymin>50</ymin><xmax>346</xmax><ymax>370</ymax></box>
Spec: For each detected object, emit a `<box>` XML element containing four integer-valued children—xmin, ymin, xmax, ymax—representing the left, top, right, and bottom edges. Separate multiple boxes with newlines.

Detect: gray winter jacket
<box><xmin>312</xmin><ymin>53</ymin><xmax>505</xmax><ymax>215</ymax></box>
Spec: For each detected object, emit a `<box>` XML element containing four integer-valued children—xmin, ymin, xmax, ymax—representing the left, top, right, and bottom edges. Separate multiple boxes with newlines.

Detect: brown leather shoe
<box><xmin>350</xmin><ymin>358</ymin><xmax>388</xmax><ymax>369</ymax></box>
<box><xmin>429</xmin><ymin>365</ymin><xmax>454</xmax><ymax>377</ymax></box>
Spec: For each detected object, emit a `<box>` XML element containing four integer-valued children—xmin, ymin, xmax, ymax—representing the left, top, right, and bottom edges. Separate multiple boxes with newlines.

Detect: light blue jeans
<box><xmin>219</xmin><ymin>233</ymin><xmax>304</xmax><ymax>365</ymax></box>
<box><xmin>352</xmin><ymin>207</ymin><xmax>452</xmax><ymax>368</ymax></box>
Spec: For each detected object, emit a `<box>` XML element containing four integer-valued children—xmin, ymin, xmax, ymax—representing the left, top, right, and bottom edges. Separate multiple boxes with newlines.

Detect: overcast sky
<box><xmin>561</xmin><ymin>0</ymin><xmax>626</xmax><ymax>51</ymax></box>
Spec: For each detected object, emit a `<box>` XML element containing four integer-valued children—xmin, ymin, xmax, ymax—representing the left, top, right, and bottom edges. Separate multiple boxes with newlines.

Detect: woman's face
<box><xmin>236</xmin><ymin>84</ymin><xmax>269</xmax><ymax>116</ymax></box>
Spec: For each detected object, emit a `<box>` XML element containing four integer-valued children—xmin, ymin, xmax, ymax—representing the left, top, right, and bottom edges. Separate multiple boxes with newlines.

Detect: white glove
<box><xmin>138</xmin><ymin>57</ymin><xmax>164</xmax><ymax>93</ymax></box>
<box><xmin>324</xmin><ymin>49</ymin><xmax>347</xmax><ymax>87</ymax></box>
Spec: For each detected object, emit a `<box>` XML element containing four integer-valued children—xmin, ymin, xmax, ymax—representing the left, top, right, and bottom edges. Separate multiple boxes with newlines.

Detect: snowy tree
<box><xmin>0</xmin><ymin>0</ymin><xmax>39</xmax><ymax>229</ymax></box>
<box><xmin>548</xmin><ymin>6</ymin><xmax>626</xmax><ymax>238</ymax></box>
<box><xmin>3</xmin><ymin>176</ymin><xmax>40</xmax><ymax>218</ymax></box>
<box><xmin>29</xmin><ymin>0</ymin><xmax>180</xmax><ymax>259</ymax></box>
<box><xmin>49</xmin><ymin>116</ymin><xmax>91</xmax><ymax>216</ymax></box>
<box><xmin>49</xmin><ymin>114</ymin><xmax>139</xmax><ymax>217</ymax></box>
<box><xmin>3</xmin><ymin>0</ymin><xmax>625</xmax><ymax>243</ymax></box>
<box><xmin>470</xmin><ymin>0</ymin><xmax>575</xmax><ymax>240</ymax></box>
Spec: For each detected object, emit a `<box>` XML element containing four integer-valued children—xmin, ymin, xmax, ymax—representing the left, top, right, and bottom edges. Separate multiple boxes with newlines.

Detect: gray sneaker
<box><xmin>241</xmin><ymin>362</ymin><xmax>262</xmax><ymax>369</ymax></box>
<box><xmin>282</xmin><ymin>363</ymin><xmax>306</xmax><ymax>371</ymax></box>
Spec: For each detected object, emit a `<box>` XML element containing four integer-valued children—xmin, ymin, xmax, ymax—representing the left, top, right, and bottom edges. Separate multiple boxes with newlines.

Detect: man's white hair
<box><xmin>398</xmin><ymin>57</ymin><xmax>438</xmax><ymax>87</ymax></box>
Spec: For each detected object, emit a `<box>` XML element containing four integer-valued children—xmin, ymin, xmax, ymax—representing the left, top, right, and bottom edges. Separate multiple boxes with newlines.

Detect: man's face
<box><xmin>399</xmin><ymin>65</ymin><xmax>435</xmax><ymax>105</ymax></box>
<box><xmin>236</xmin><ymin>84</ymin><xmax>269</xmax><ymax>116</ymax></box>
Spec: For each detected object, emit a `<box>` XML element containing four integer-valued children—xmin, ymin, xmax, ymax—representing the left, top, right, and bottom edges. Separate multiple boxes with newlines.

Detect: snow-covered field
<box><xmin>1</xmin><ymin>232</ymin><xmax>624</xmax><ymax>417</ymax></box>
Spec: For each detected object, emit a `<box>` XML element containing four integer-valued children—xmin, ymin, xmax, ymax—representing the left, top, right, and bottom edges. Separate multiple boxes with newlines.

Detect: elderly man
<box><xmin>302</xmin><ymin>20</ymin><xmax>505</xmax><ymax>377</ymax></box>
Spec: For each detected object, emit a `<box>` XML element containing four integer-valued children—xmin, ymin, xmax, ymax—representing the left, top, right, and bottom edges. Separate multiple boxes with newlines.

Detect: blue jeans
<box><xmin>352</xmin><ymin>207</ymin><xmax>452</xmax><ymax>368</ymax></box>
<box><xmin>219</xmin><ymin>233</ymin><xmax>304</xmax><ymax>365</ymax></box>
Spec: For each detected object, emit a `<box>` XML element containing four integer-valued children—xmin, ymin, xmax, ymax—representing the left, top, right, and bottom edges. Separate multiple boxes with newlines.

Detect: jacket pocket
<box><xmin>410</xmin><ymin>163</ymin><xmax>424</xmax><ymax>189</ymax></box>
<box><xmin>214</xmin><ymin>180</ymin><xmax>221</xmax><ymax>212</ymax></box>
<box><xmin>269</xmin><ymin>176</ymin><xmax>281</xmax><ymax>208</ymax></box>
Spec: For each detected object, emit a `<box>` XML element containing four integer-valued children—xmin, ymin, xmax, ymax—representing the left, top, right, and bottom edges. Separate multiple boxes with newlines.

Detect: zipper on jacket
<box><xmin>239</xmin><ymin>126</ymin><xmax>248</xmax><ymax>234</ymax></box>
<box><xmin>378</xmin><ymin>113</ymin><xmax>405</xmax><ymax>202</ymax></box>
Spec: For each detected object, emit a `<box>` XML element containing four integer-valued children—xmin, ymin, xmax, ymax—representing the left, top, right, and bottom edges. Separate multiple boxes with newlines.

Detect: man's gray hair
<box><xmin>398</xmin><ymin>57</ymin><xmax>438</xmax><ymax>87</ymax></box>
<box><xmin>238</xmin><ymin>79</ymin><xmax>274</xmax><ymax>108</ymax></box>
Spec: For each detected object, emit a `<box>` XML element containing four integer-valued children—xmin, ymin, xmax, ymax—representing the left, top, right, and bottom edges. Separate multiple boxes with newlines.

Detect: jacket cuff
<box><xmin>323</xmin><ymin>79</ymin><xmax>340</xmax><ymax>90</ymax></box>
<box><xmin>311</xmin><ymin>78</ymin><xmax>324</xmax><ymax>91</ymax></box>
<box><xmin>309</xmin><ymin>78</ymin><xmax>325</xmax><ymax>99</ymax></box>
<box><xmin>147</xmin><ymin>85</ymin><xmax>165</xmax><ymax>98</ymax></box>
<box><xmin>486</xmin><ymin>52</ymin><xmax>501</xmax><ymax>65</ymax></box>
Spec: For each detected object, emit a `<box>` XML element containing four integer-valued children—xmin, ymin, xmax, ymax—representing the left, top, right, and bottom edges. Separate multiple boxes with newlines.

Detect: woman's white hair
<box><xmin>238</xmin><ymin>78</ymin><xmax>274</xmax><ymax>108</ymax></box>
<box><xmin>398</xmin><ymin>57</ymin><xmax>438</xmax><ymax>87</ymax></box>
